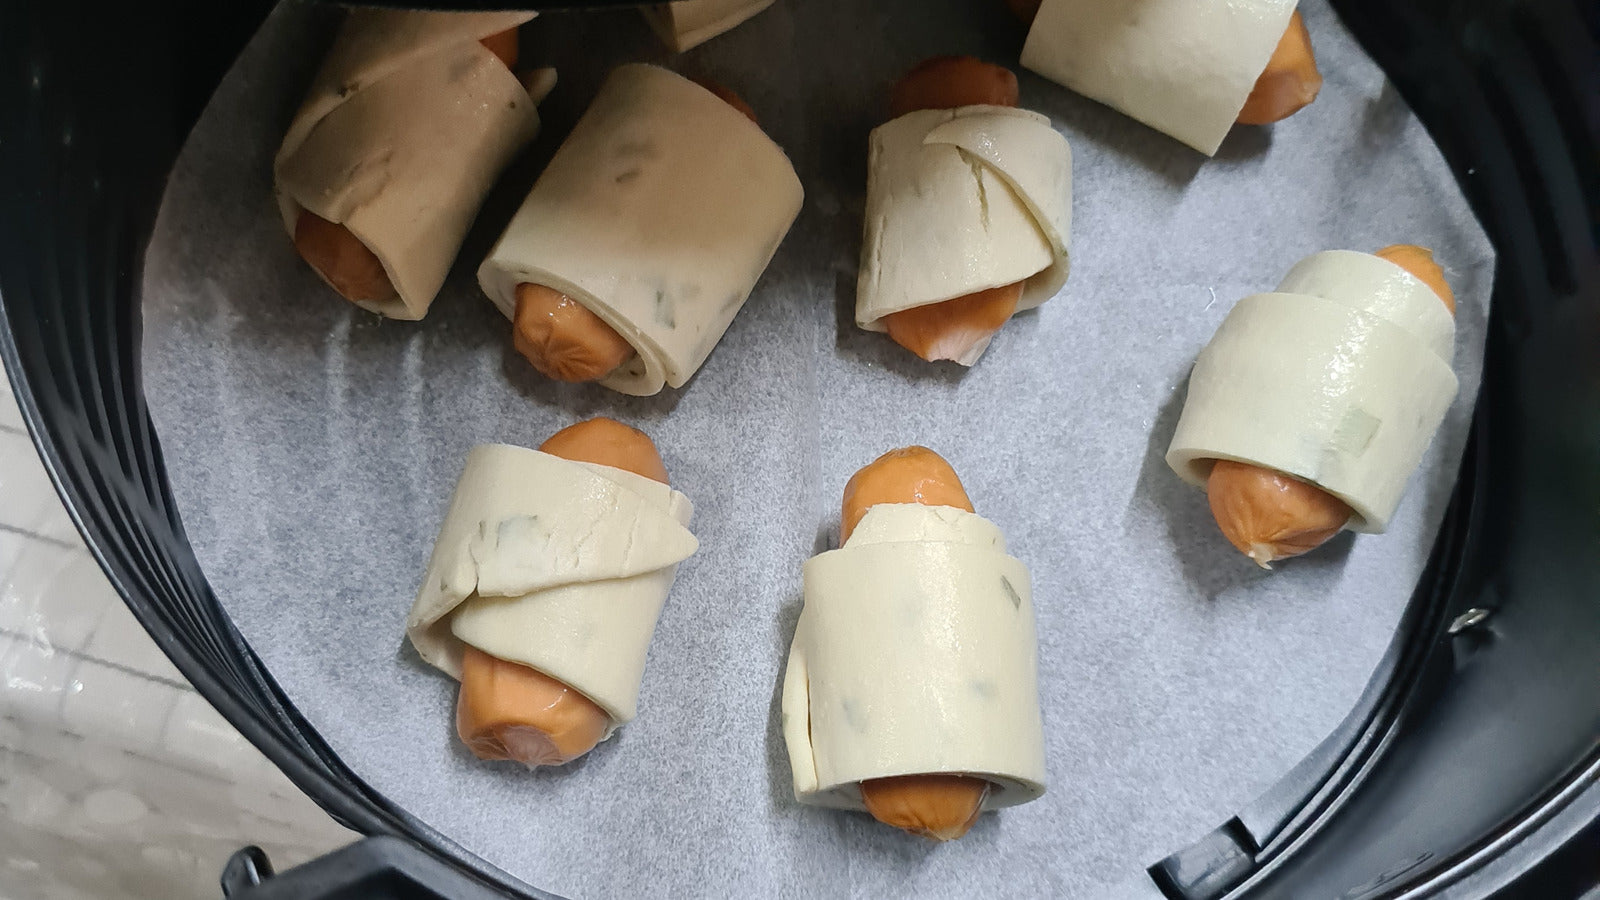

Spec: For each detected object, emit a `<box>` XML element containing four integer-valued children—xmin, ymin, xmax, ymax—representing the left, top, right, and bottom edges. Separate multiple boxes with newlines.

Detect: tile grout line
<box><xmin>0</xmin><ymin>521</ymin><xmax>80</xmax><ymax>550</ymax></box>
<box><xmin>0</xmin><ymin>386</ymin><xmax>353</xmax><ymax>855</ymax></box>
<box><xmin>0</xmin><ymin>723</ymin><xmax>239</xmax><ymax>790</ymax></box>
<box><xmin>0</xmin><ymin>623</ymin><xmax>192</xmax><ymax>692</ymax></box>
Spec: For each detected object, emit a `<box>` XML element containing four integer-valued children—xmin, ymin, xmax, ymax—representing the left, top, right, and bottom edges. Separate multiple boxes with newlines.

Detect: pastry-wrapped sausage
<box><xmin>858</xmin><ymin>59</ymin><xmax>1072</xmax><ymax>365</ymax></box>
<box><xmin>1167</xmin><ymin>248</ymin><xmax>1458</xmax><ymax>565</ymax></box>
<box><xmin>479</xmin><ymin>64</ymin><xmax>803</xmax><ymax>396</ymax></box>
<box><xmin>406</xmin><ymin>420</ymin><xmax>697</xmax><ymax>766</ymax></box>
<box><xmin>782</xmin><ymin>448</ymin><xmax>1047</xmax><ymax>841</ymax></box>
<box><xmin>275</xmin><ymin>11</ymin><xmax>547</xmax><ymax>319</ymax></box>
<box><xmin>1019</xmin><ymin>0</ymin><xmax>1322</xmax><ymax>155</ymax></box>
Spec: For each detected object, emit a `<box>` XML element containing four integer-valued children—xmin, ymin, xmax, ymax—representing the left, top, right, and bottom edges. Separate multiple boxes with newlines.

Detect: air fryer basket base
<box><xmin>0</xmin><ymin>1</ymin><xmax>1595</xmax><ymax>899</ymax></box>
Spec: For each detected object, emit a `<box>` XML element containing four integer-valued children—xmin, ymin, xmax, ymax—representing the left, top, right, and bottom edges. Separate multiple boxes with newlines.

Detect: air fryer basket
<box><xmin>1</xmin><ymin>1</ymin><xmax>1596</xmax><ymax>897</ymax></box>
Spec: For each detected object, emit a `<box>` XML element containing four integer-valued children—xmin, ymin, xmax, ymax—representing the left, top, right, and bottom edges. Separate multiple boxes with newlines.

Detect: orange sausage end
<box><xmin>479</xmin><ymin>29</ymin><xmax>519</xmax><ymax>70</ymax></box>
<box><xmin>1236</xmin><ymin>11</ymin><xmax>1323</xmax><ymax>126</ymax></box>
<box><xmin>1206</xmin><ymin>460</ymin><xmax>1353</xmax><ymax>568</ymax></box>
<box><xmin>882</xmin><ymin>283</ymin><xmax>1024</xmax><ymax>364</ymax></box>
<box><xmin>292</xmin><ymin>210</ymin><xmax>397</xmax><ymax>305</ymax></box>
<box><xmin>513</xmin><ymin>284</ymin><xmax>638</xmax><ymax>384</ymax></box>
<box><xmin>454</xmin><ymin>418</ymin><xmax>669</xmax><ymax>768</ymax></box>
<box><xmin>539</xmin><ymin>417</ymin><xmax>670</xmax><ymax>485</ymax></box>
<box><xmin>840</xmin><ymin>446</ymin><xmax>974</xmax><ymax>543</ymax></box>
<box><xmin>861</xmin><ymin>774</ymin><xmax>991</xmax><ymax>842</ymax></box>
<box><xmin>1377</xmin><ymin>244</ymin><xmax>1456</xmax><ymax>315</ymax></box>
<box><xmin>889</xmin><ymin>56</ymin><xmax>1019</xmax><ymax>119</ymax></box>
<box><xmin>456</xmin><ymin>646</ymin><xmax>610</xmax><ymax>768</ymax></box>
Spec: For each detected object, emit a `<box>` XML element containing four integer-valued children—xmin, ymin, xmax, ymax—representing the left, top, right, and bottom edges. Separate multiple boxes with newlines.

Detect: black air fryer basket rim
<box><xmin>0</xmin><ymin>1</ymin><xmax>1595</xmax><ymax>898</ymax></box>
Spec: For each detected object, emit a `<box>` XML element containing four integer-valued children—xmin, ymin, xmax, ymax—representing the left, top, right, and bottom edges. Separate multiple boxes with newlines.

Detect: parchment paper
<box><xmin>140</xmin><ymin>1</ymin><xmax>1495</xmax><ymax>897</ymax></box>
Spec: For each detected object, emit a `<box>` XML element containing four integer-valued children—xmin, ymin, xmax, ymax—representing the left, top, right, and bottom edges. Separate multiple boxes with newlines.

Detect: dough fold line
<box><xmin>856</xmin><ymin>105</ymin><xmax>1073</xmax><ymax>363</ymax></box>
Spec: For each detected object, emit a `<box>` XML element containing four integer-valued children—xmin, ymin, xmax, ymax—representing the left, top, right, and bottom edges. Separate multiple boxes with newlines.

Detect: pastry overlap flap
<box><xmin>407</xmin><ymin>445</ymin><xmax>697</xmax><ymax>665</ymax></box>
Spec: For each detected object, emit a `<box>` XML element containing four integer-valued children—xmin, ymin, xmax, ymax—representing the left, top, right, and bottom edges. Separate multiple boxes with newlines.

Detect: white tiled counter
<box><xmin>0</xmin><ymin>372</ymin><xmax>354</xmax><ymax>900</ymax></box>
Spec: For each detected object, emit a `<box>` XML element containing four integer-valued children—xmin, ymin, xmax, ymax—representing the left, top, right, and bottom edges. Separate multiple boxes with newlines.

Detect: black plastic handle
<box><xmin>221</xmin><ymin>838</ymin><xmax>522</xmax><ymax>900</ymax></box>
<box><xmin>328</xmin><ymin>1</ymin><xmax>647</xmax><ymax>8</ymax></box>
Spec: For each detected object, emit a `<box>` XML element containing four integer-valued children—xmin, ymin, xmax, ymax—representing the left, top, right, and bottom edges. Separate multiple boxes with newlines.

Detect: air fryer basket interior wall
<box><xmin>1</xmin><ymin>1</ymin><xmax>1595</xmax><ymax>897</ymax></box>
